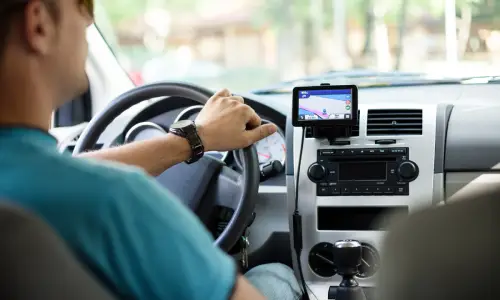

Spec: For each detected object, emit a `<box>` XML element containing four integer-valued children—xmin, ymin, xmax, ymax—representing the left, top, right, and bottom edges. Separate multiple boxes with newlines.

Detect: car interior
<box><xmin>5</xmin><ymin>74</ymin><xmax>500</xmax><ymax>300</ymax></box>
<box><xmin>3</xmin><ymin>7</ymin><xmax>500</xmax><ymax>300</ymax></box>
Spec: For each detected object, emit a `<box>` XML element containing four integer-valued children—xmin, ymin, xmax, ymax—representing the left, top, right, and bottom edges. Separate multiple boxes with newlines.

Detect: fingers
<box><xmin>229</xmin><ymin>96</ymin><xmax>244</xmax><ymax>103</ymax></box>
<box><xmin>214</xmin><ymin>88</ymin><xmax>232</xmax><ymax>98</ymax></box>
<box><xmin>246</xmin><ymin>109</ymin><xmax>261</xmax><ymax>129</ymax></box>
<box><xmin>243</xmin><ymin>123</ymin><xmax>278</xmax><ymax>146</ymax></box>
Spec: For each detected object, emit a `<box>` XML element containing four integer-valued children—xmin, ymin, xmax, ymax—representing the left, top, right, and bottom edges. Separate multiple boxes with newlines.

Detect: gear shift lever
<box><xmin>333</xmin><ymin>240</ymin><xmax>367</xmax><ymax>300</ymax></box>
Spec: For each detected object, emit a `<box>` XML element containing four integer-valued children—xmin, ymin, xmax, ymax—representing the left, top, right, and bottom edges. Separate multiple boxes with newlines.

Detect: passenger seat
<box><xmin>377</xmin><ymin>191</ymin><xmax>497</xmax><ymax>300</ymax></box>
<box><xmin>0</xmin><ymin>202</ymin><xmax>114</xmax><ymax>299</ymax></box>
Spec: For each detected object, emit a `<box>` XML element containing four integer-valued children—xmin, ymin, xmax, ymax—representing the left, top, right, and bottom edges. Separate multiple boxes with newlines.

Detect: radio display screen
<box><xmin>339</xmin><ymin>162</ymin><xmax>387</xmax><ymax>181</ymax></box>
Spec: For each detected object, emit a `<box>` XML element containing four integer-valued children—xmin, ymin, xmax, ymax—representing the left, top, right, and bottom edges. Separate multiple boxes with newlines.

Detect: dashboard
<box><xmin>100</xmin><ymin>82</ymin><xmax>500</xmax><ymax>194</ymax></box>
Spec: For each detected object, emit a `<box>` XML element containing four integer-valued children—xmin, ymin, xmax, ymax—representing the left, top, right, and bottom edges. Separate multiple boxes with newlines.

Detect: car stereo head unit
<box><xmin>309</xmin><ymin>147</ymin><xmax>419</xmax><ymax>197</ymax></box>
<box><xmin>292</xmin><ymin>84</ymin><xmax>358</xmax><ymax>127</ymax></box>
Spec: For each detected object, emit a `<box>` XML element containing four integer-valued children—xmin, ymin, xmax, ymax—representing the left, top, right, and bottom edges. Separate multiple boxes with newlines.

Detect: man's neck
<box><xmin>0</xmin><ymin>77</ymin><xmax>54</xmax><ymax>132</ymax></box>
<box><xmin>0</xmin><ymin>47</ymin><xmax>59</xmax><ymax>131</ymax></box>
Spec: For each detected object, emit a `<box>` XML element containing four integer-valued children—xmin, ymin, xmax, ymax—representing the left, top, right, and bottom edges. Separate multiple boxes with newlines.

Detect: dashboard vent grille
<box><xmin>367</xmin><ymin>109</ymin><xmax>422</xmax><ymax>135</ymax></box>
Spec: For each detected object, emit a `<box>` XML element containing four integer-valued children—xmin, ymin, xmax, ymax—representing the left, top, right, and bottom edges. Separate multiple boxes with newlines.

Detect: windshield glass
<box><xmin>95</xmin><ymin>0</ymin><xmax>500</xmax><ymax>91</ymax></box>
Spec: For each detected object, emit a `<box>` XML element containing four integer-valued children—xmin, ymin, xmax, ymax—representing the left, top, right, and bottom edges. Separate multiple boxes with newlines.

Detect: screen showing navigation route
<box><xmin>298</xmin><ymin>89</ymin><xmax>353</xmax><ymax>121</ymax></box>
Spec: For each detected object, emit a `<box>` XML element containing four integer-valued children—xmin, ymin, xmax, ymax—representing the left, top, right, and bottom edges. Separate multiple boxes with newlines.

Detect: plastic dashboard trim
<box><xmin>434</xmin><ymin>104</ymin><xmax>454</xmax><ymax>174</ymax></box>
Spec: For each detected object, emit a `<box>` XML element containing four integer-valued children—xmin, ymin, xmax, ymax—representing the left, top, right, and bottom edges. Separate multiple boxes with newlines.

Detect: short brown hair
<box><xmin>0</xmin><ymin>0</ymin><xmax>59</xmax><ymax>59</ymax></box>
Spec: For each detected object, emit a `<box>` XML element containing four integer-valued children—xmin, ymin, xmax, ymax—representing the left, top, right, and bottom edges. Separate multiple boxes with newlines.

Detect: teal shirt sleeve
<box><xmin>89</xmin><ymin>169</ymin><xmax>237</xmax><ymax>300</ymax></box>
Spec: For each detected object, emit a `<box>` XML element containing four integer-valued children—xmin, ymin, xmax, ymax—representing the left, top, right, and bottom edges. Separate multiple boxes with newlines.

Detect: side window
<box><xmin>53</xmin><ymin>89</ymin><xmax>92</xmax><ymax>127</ymax></box>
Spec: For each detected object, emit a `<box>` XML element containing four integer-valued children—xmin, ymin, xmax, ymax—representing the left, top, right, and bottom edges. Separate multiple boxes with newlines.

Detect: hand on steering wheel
<box><xmin>73</xmin><ymin>82</ymin><xmax>266</xmax><ymax>251</ymax></box>
<box><xmin>195</xmin><ymin>89</ymin><xmax>277</xmax><ymax>152</ymax></box>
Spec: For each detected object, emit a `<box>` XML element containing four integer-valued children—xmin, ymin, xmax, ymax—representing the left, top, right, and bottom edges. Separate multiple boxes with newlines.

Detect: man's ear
<box><xmin>23</xmin><ymin>1</ymin><xmax>57</xmax><ymax>55</ymax></box>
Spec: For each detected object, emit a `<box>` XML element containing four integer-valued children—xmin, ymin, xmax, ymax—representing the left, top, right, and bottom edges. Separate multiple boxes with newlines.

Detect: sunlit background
<box><xmin>95</xmin><ymin>0</ymin><xmax>500</xmax><ymax>91</ymax></box>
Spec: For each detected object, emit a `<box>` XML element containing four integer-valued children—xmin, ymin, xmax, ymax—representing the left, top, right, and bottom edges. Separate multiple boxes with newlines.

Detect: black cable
<box><xmin>292</xmin><ymin>128</ymin><xmax>310</xmax><ymax>300</ymax></box>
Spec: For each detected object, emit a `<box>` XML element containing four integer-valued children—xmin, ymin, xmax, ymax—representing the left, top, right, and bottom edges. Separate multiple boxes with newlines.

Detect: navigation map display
<box><xmin>292</xmin><ymin>85</ymin><xmax>358</xmax><ymax>127</ymax></box>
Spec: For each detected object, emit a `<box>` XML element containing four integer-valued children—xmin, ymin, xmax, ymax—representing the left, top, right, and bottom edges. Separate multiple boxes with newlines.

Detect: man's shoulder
<box><xmin>22</xmin><ymin>150</ymin><xmax>153</xmax><ymax>205</ymax></box>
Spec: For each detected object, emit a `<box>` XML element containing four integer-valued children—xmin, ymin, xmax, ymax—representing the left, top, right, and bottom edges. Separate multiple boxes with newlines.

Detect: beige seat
<box><xmin>0</xmin><ymin>202</ymin><xmax>115</xmax><ymax>299</ymax></box>
<box><xmin>377</xmin><ymin>190</ymin><xmax>497</xmax><ymax>300</ymax></box>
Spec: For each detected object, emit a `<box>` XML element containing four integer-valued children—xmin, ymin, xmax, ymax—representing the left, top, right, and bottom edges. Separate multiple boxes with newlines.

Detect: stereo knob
<box><xmin>398</xmin><ymin>161</ymin><xmax>419</xmax><ymax>182</ymax></box>
<box><xmin>308</xmin><ymin>163</ymin><xmax>327</xmax><ymax>182</ymax></box>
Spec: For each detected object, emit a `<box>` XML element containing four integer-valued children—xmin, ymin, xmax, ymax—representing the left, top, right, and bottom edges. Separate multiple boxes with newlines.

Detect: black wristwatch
<box><xmin>169</xmin><ymin>120</ymin><xmax>204</xmax><ymax>164</ymax></box>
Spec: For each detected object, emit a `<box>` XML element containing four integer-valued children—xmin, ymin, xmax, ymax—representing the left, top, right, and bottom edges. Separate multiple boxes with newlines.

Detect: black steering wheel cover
<box><xmin>73</xmin><ymin>82</ymin><xmax>259</xmax><ymax>251</ymax></box>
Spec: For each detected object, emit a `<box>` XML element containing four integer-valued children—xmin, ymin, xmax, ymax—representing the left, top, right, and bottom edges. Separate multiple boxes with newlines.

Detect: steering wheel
<box><xmin>73</xmin><ymin>82</ymin><xmax>260</xmax><ymax>251</ymax></box>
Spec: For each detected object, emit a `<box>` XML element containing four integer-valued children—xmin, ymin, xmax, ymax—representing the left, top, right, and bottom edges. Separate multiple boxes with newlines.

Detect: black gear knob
<box><xmin>333</xmin><ymin>240</ymin><xmax>362</xmax><ymax>276</ymax></box>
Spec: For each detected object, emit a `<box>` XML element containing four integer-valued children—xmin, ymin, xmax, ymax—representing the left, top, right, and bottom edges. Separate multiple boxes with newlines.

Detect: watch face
<box><xmin>171</xmin><ymin>120</ymin><xmax>194</xmax><ymax>130</ymax></box>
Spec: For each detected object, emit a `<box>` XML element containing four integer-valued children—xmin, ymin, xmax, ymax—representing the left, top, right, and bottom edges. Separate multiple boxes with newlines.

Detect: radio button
<box><xmin>317</xmin><ymin>186</ymin><xmax>330</xmax><ymax>196</ymax></box>
<box><xmin>328</xmin><ymin>171</ymin><xmax>338</xmax><ymax>181</ymax></box>
<box><xmin>332</xmin><ymin>187</ymin><xmax>341</xmax><ymax>195</ymax></box>
<box><xmin>395</xmin><ymin>186</ymin><xmax>409</xmax><ymax>195</ymax></box>
<box><xmin>383</xmin><ymin>187</ymin><xmax>395</xmax><ymax>195</ymax></box>
<box><xmin>352</xmin><ymin>187</ymin><xmax>362</xmax><ymax>194</ymax></box>
<box><xmin>320</xmin><ymin>150</ymin><xmax>335</xmax><ymax>156</ymax></box>
<box><xmin>390</xmin><ymin>148</ymin><xmax>407</xmax><ymax>154</ymax></box>
<box><xmin>341</xmin><ymin>187</ymin><xmax>351</xmax><ymax>195</ymax></box>
<box><xmin>308</xmin><ymin>163</ymin><xmax>327</xmax><ymax>183</ymax></box>
<box><xmin>398</xmin><ymin>161</ymin><xmax>419</xmax><ymax>182</ymax></box>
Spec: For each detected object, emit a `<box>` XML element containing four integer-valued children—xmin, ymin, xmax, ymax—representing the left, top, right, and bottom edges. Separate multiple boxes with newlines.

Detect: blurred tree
<box><xmin>99</xmin><ymin>0</ymin><xmax>199</xmax><ymax>25</ymax></box>
<box><xmin>394</xmin><ymin>0</ymin><xmax>408</xmax><ymax>70</ymax></box>
<box><xmin>99</xmin><ymin>0</ymin><xmax>147</xmax><ymax>24</ymax></box>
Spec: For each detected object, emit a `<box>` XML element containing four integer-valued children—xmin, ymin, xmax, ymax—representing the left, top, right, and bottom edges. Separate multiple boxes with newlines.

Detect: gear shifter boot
<box><xmin>333</xmin><ymin>240</ymin><xmax>367</xmax><ymax>300</ymax></box>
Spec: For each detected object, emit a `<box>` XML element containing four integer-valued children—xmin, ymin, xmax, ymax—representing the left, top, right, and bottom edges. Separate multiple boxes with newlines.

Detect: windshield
<box><xmin>95</xmin><ymin>0</ymin><xmax>500</xmax><ymax>91</ymax></box>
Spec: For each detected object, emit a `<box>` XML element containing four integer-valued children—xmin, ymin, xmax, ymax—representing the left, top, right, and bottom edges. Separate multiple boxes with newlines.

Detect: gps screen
<box><xmin>297</xmin><ymin>89</ymin><xmax>353</xmax><ymax>121</ymax></box>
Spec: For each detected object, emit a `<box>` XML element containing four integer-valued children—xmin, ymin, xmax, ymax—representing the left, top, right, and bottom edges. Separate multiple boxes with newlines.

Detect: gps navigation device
<box><xmin>292</xmin><ymin>84</ymin><xmax>358</xmax><ymax>127</ymax></box>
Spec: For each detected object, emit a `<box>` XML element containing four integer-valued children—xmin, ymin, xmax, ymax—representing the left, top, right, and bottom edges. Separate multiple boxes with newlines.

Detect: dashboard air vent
<box><xmin>367</xmin><ymin>109</ymin><xmax>422</xmax><ymax>136</ymax></box>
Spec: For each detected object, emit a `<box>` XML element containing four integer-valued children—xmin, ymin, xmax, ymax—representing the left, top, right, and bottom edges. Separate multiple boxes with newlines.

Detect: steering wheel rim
<box><xmin>73</xmin><ymin>82</ymin><xmax>260</xmax><ymax>251</ymax></box>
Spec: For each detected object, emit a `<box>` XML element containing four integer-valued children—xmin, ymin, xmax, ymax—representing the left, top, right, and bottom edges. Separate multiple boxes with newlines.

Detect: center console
<box><xmin>286</xmin><ymin>84</ymin><xmax>439</xmax><ymax>299</ymax></box>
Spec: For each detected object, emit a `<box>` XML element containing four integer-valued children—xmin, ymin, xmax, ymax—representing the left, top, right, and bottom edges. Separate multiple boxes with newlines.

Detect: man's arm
<box><xmin>78</xmin><ymin>133</ymin><xmax>191</xmax><ymax>177</ymax></box>
<box><xmin>77</xmin><ymin>89</ymin><xmax>277</xmax><ymax>177</ymax></box>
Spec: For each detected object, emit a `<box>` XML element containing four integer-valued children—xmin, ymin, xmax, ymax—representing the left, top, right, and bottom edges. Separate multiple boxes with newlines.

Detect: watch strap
<box><xmin>169</xmin><ymin>122</ymin><xmax>204</xmax><ymax>164</ymax></box>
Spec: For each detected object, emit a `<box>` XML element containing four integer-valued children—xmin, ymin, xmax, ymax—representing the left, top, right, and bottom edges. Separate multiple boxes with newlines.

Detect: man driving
<box><xmin>0</xmin><ymin>0</ymin><xmax>300</xmax><ymax>299</ymax></box>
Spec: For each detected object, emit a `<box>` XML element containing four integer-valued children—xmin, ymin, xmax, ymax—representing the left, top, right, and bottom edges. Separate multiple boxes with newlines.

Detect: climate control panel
<box><xmin>309</xmin><ymin>148</ymin><xmax>418</xmax><ymax>196</ymax></box>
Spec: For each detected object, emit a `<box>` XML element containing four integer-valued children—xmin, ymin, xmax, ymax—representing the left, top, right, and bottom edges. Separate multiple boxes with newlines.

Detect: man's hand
<box><xmin>196</xmin><ymin>89</ymin><xmax>278</xmax><ymax>152</ymax></box>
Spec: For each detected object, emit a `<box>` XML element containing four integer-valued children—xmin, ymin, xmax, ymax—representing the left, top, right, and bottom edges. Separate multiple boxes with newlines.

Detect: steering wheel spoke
<box><xmin>212</xmin><ymin>166</ymin><xmax>243</xmax><ymax>210</ymax></box>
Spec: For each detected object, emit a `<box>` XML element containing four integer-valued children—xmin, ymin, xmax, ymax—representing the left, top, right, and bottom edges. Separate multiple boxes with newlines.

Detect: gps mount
<box><xmin>310</xmin><ymin>125</ymin><xmax>353</xmax><ymax>145</ymax></box>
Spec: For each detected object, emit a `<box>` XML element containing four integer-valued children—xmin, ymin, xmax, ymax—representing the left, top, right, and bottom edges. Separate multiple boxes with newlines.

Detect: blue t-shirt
<box><xmin>0</xmin><ymin>128</ymin><xmax>236</xmax><ymax>300</ymax></box>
